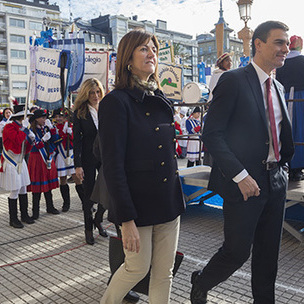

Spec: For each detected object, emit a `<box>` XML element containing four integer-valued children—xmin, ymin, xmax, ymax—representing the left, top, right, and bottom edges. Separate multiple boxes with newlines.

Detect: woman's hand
<box><xmin>75</xmin><ymin>167</ymin><xmax>84</xmax><ymax>182</ymax></box>
<box><xmin>121</xmin><ymin>220</ymin><xmax>140</xmax><ymax>253</ymax></box>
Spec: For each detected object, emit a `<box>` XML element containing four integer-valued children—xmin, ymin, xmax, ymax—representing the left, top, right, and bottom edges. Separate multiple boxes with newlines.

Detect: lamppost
<box><xmin>237</xmin><ymin>0</ymin><xmax>253</xmax><ymax>58</ymax></box>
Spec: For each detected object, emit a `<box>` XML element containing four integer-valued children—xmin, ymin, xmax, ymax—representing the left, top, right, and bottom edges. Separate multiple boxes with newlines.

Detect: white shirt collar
<box><xmin>251</xmin><ymin>61</ymin><xmax>270</xmax><ymax>86</ymax></box>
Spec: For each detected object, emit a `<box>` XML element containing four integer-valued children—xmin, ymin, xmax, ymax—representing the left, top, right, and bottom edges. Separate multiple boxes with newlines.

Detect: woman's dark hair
<box><xmin>115</xmin><ymin>28</ymin><xmax>160</xmax><ymax>90</ymax></box>
<box><xmin>252</xmin><ymin>21</ymin><xmax>289</xmax><ymax>57</ymax></box>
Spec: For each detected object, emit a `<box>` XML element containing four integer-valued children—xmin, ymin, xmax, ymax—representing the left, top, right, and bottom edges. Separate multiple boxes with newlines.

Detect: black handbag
<box><xmin>108</xmin><ymin>235</ymin><xmax>184</xmax><ymax>295</ymax></box>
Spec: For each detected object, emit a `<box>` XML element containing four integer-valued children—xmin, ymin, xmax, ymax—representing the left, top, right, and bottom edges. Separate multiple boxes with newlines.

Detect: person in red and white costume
<box><xmin>52</xmin><ymin>108</ymin><xmax>84</xmax><ymax>212</ymax></box>
<box><xmin>0</xmin><ymin>105</ymin><xmax>35</xmax><ymax>228</ymax></box>
<box><xmin>27</xmin><ymin>109</ymin><xmax>62</xmax><ymax>220</ymax></box>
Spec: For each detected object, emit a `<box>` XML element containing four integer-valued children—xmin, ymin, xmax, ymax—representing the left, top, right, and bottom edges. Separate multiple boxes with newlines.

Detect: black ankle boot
<box><xmin>44</xmin><ymin>191</ymin><xmax>60</xmax><ymax>214</ymax></box>
<box><xmin>60</xmin><ymin>184</ymin><xmax>70</xmax><ymax>212</ymax></box>
<box><xmin>93</xmin><ymin>204</ymin><xmax>108</xmax><ymax>237</ymax></box>
<box><xmin>85</xmin><ymin>230</ymin><xmax>94</xmax><ymax>245</ymax></box>
<box><xmin>93</xmin><ymin>219</ymin><xmax>108</xmax><ymax>237</ymax></box>
<box><xmin>19</xmin><ymin>194</ymin><xmax>35</xmax><ymax>224</ymax></box>
<box><xmin>187</xmin><ymin>160</ymin><xmax>195</xmax><ymax>167</ymax></box>
<box><xmin>32</xmin><ymin>192</ymin><xmax>41</xmax><ymax>220</ymax></box>
<box><xmin>8</xmin><ymin>198</ymin><xmax>24</xmax><ymax>228</ymax></box>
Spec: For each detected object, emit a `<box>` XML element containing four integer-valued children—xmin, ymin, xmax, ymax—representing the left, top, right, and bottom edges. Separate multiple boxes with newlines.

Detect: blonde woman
<box><xmin>73</xmin><ymin>78</ymin><xmax>108</xmax><ymax>245</ymax></box>
<box><xmin>99</xmin><ymin>29</ymin><xmax>185</xmax><ymax>304</ymax></box>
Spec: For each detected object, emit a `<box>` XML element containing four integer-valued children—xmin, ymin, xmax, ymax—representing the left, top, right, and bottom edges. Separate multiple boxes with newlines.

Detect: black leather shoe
<box><xmin>10</xmin><ymin>219</ymin><xmax>24</xmax><ymax>229</ymax></box>
<box><xmin>124</xmin><ymin>290</ymin><xmax>140</xmax><ymax>303</ymax></box>
<box><xmin>21</xmin><ymin>216</ymin><xmax>35</xmax><ymax>224</ymax></box>
<box><xmin>85</xmin><ymin>230</ymin><xmax>95</xmax><ymax>245</ymax></box>
<box><xmin>190</xmin><ymin>270</ymin><xmax>207</xmax><ymax>304</ymax></box>
<box><xmin>47</xmin><ymin>208</ymin><xmax>60</xmax><ymax>215</ymax></box>
<box><xmin>93</xmin><ymin>220</ymin><xmax>108</xmax><ymax>238</ymax></box>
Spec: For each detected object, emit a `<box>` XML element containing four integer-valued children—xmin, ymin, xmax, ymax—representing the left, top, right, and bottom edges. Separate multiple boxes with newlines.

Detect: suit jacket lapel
<box><xmin>273</xmin><ymin>79</ymin><xmax>291</xmax><ymax>124</ymax></box>
<box><xmin>245</xmin><ymin>64</ymin><xmax>268</xmax><ymax>130</ymax></box>
<box><xmin>88</xmin><ymin>111</ymin><xmax>97</xmax><ymax>131</ymax></box>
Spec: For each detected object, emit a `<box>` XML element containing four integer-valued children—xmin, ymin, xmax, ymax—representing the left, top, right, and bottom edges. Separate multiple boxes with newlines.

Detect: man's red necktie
<box><xmin>266</xmin><ymin>77</ymin><xmax>280</xmax><ymax>161</ymax></box>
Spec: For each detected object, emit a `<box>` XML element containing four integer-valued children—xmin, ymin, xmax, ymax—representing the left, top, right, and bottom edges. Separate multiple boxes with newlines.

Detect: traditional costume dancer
<box><xmin>0</xmin><ymin>105</ymin><xmax>35</xmax><ymax>228</ymax></box>
<box><xmin>27</xmin><ymin>109</ymin><xmax>62</xmax><ymax>219</ymax></box>
<box><xmin>53</xmin><ymin>108</ymin><xmax>84</xmax><ymax>212</ymax></box>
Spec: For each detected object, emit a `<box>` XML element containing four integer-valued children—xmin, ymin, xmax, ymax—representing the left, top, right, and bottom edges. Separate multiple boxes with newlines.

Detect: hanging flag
<box><xmin>239</xmin><ymin>56</ymin><xmax>250</xmax><ymax>67</ymax></box>
<box><xmin>29</xmin><ymin>46</ymin><xmax>69</xmax><ymax>110</ymax></box>
<box><xmin>52</xmin><ymin>37</ymin><xmax>85</xmax><ymax>92</ymax></box>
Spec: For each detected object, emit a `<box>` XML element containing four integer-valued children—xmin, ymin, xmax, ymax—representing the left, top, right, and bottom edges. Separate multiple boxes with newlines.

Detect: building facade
<box><xmin>0</xmin><ymin>0</ymin><xmax>62</xmax><ymax>106</ymax></box>
<box><xmin>91</xmin><ymin>14</ymin><xmax>199</xmax><ymax>83</ymax></box>
<box><xmin>0</xmin><ymin>2</ymin><xmax>200</xmax><ymax>107</ymax></box>
<box><xmin>196</xmin><ymin>1</ymin><xmax>244</xmax><ymax>70</ymax></box>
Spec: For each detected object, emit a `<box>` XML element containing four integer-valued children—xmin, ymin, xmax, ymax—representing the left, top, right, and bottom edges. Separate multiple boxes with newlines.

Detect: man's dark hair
<box><xmin>252</xmin><ymin>21</ymin><xmax>289</xmax><ymax>57</ymax></box>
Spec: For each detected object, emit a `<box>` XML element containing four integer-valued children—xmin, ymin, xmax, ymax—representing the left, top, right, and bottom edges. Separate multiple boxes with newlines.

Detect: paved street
<box><xmin>1</xmin><ymin>159</ymin><xmax>304</xmax><ymax>303</ymax></box>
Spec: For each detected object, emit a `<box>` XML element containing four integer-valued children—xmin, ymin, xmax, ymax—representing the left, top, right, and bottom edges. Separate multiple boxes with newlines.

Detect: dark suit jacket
<box><xmin>202</xmin><ymin>63</ymin><xmax>294</xmax><ymax>201</ymax></box>
<box><xmin>73</xmin><ymin>109</ymin><xmax>99</xmax><ymax>168</ymax></box>
<box><xmin>99</xmin><ymin>87</ymin><xmax>185</xmax><ymax>226</ymax></box>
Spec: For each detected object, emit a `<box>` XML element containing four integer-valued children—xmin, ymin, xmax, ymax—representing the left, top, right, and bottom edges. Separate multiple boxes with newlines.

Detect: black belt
<box><xmin>264</xmin><ymin>162</ymin><xmax>279</xmax><ymax>171</ymax></box>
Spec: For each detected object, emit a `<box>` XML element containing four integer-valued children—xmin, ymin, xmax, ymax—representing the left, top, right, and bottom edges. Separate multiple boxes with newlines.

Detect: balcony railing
<box><xmin>0</xmin><ymin>54</ymin><xmax>7</xmax><ymax>61</ymax></box>
<box><xmin>0</xmin><ymin>86</ymin><xmax>9</xmax><ymax>94</ymax></box>
<box><xmin>0</xmin><ymin>70</ymin><xmax>9</xmax><ymax>77</ymax></box>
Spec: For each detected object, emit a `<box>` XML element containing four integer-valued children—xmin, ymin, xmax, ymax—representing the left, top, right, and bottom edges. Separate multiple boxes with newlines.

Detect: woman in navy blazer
<box><xmin>73</xmin><ymin>78</ymin><xmax>108</xmax><ymax>245</ymax></box>
<box><xmin>99</xmin><ymin>29</ymin><xmax>185</xmax><ymax>304</ymax></box>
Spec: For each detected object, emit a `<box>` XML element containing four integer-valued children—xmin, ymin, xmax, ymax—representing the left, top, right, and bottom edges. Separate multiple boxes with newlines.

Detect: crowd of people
<box><xmin>0</xmin><ymin>20</ymin><xmax>302</xmax><ymax>304</ymax></box>
<box><xmin>0</xmin><ymin>91</ymin><xmax>108</xmax><ymax>245</ymax></box>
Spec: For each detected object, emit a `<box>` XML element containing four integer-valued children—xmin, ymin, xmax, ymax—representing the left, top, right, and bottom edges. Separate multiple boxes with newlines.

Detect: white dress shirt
<box><xmin>233</xmin><ymin>61</ymin><xmax>283</xmax><ymax>183</ymax></box>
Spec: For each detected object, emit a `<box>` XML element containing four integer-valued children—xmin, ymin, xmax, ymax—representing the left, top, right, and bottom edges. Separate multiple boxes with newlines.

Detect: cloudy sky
<box><xmin>50</xmin><ymin>0</ymin><xmax>304</xmax><ymax>40</ymax></box>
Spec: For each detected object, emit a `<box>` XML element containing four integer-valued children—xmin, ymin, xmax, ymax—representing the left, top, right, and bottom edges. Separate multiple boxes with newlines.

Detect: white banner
<box><xmin>158</xmin><ymin>63</ymin><xmax>183</xmax><ymax>102</ymax></box>
<box><xmin>30</xmin><ymin>46</ymin><xmax>68</xmax><ymax>110</ymax></box>
<box><xmin>81</xmin><ymin>51</ymin><xmax>109</xmax><ymax>92</ymax></box>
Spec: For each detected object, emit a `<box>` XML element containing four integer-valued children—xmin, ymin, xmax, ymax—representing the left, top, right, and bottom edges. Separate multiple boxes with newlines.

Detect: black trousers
<box><xmin>198</xmin><ymin>166</ymin><xmax>288</xmax><ymax>304</ymax></box>
<box><xmin>82</xmin><ymin>162</ymin><xmax>105</xmax><ymax>231</ymax></box>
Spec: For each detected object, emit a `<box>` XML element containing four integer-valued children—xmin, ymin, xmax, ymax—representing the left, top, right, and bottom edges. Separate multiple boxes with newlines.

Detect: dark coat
<box><xmin>99</xmin><ymin>87</ymin><xmax>185</xmax><ymax>226</ymax></box>
<box><xmin>73</xmin><ymin>109</ymin><xmax>99</xmax><ymax>168</ymax></box>
<box><xmin>276</xmin><ymin>55</ymin><xmax>304</xmax><ymax>93</ymax></box>
<box><xmin>202</xmin><ymin>63</ymin><xmax>294</xmax><ymax>201</ymax></box>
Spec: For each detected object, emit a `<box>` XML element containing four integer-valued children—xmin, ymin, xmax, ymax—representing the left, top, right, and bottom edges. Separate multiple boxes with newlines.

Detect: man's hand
<box><xmin>121</xmin><ymin>220</ymin><xmax>140</xmax><ymax>253</ymax></box>
<box><xmin>238</xmin><ymin>175</ymin><xmax>260</xmax><ymax>201</ymax></box>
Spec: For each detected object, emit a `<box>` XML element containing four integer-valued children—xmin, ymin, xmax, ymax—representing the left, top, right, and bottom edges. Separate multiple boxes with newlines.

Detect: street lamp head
<box><xmin>237</xmin><ymin>0</ymin><xmax>253</xmax><ymax>26</ymax></box>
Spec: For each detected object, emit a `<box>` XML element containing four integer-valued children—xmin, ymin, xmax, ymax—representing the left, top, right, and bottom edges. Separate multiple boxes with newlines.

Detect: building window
<box><xmin>9</xmin><ymin>18</ymin><xmax>25</xmax><ymax>28</ymax></box>
<box><xmin>10</xmin><ymin>34</ymin><xmax>25</xmax><ymax>44</ymax></box>
<box><xmin>29</xmin><ymin>21</ymin><xmax>43</xmax><ymax>31</ymax></box>
<box><xmin>91</xmin><ymin>34</ymin><xmax>95</xmax><ymax>43</ymax></box>
<box><xmin>12</xmin><ymin>81</ymin><xmax>27</xmax><ymax>89</ymax></box>
<box><xmin>102</xmin><ymin>36</ymin><xmax>106</xmax><ymax>44</ymax></box>
<box><xmin>15</xmin><ymin>97</ymin><xmax>26</xmax><ymax>104</ymax></box>
<box><xmin>11</xmin><ymin>49</ymin><xmax>26</xmax><ymax>59</ymax></box>
<box><xmin>5</xmin><ymin>6</ymin><xmax>24</xmax><ymax>14</ymax></box>
<box><xmin>11</xmin><ymin>65</ymin><xmax>27</xmax><ymax>74</ymax></box>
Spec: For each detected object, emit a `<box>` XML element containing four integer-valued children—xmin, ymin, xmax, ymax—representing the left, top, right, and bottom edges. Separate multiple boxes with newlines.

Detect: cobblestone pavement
<box><xmin>1</xmin><ymin>159</ymin><xmax>304</xmax><ymax>303</ymax></box>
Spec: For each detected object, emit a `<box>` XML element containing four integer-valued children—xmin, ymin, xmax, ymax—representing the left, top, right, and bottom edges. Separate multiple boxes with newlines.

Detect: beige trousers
<box><xmin>100</xmin><ymin>216</ymin><xmax>180</xmax><ymax>304</ymax></box>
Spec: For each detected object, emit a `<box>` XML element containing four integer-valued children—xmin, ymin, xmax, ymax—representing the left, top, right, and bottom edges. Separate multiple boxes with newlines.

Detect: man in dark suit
<box><xmin>190</xmin><ymin>21</ymin><xmax>294</xmax><ymax>304</ymax></box>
